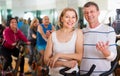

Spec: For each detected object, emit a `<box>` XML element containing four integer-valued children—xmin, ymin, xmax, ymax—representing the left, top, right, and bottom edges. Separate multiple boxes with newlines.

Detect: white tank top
<box><xmin>49</xmin><ymin>30</ymin><xmax>79</xmax><ymax>76</ymax></box>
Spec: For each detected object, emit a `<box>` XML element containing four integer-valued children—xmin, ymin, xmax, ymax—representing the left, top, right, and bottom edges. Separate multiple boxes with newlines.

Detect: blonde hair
<box><xmin>58</xmin><ymin>8</ymin><xmax>78</xmax><ymax>28</ymax></box>
<box><xmin>30</xmin><ymin>18</ymin><xmax>39</xmax><ymax>29</ymax></box>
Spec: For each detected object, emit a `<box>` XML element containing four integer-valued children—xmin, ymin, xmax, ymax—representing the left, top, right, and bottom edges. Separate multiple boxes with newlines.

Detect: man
<box><xmin>80</xmin><ymin>2</ymin><xmax>117</xmax><ymax>76</ymax></box>
<box><xmin>36</xmin><ymin>16</ymin><xmax>55</xmax><ymax>57</ymax></box>
<box><xmin>36</xmin><ymin>16</ymin><xmax>55</xmax><ymax>75</ymax></box>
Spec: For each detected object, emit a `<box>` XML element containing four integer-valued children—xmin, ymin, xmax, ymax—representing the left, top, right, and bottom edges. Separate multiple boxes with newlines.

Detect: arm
<box><xmin>18</xmin><ymin>30</ymin><xmax>30</xmax><ymax>44</ymax></box>
<box><xmin>96</xmin><ymin>27</ymin><xmax>117</xmax><ymax>61</ymax></box>
<box><xmin>51</xmin><ymin>60</ymin><xmax>77</xmax><ymax>68</ymax></box>
<box><xmin>3</xmin><ymin>28</ymin><xmax>16</xmax><ymax>46</ymax></box>
<box><xmin>31</xmin><ymin>29</ymin><xmax>37</xmax><ymax>39</ymax></box>
<box><xmin>44</xmin><ymin>32</ymin><xmax>76</xmax><ymax>68</ymax></box>
<box><xmin>32</xmin><ymin>34</ymin><xmax>36</xmax><ymax>39</ymax></box>
<box><xmin>46</xmin><ymin>25</ymin><xmax>55</xmax><ymax>38</ymax></box>
<box><xmin>52</xmin><ymin>25</ymin><xmax>55</xmax><ymax>32</ymax></box>
<box><xmin>37</xmin><ymin>25</ymin><xmax>48</xmax><ymax>41</ymax></box>
<box><xmin>44</xmin><ymin>34</ymin><xmax>53</xmax><ymax>65</ymax></box>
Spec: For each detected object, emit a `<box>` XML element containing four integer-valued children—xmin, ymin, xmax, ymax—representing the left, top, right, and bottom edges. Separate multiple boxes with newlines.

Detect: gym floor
<box><xmin>12</xmin><ymin>57</ymin><xmax>32</xmax><ymax>76</ymax></box>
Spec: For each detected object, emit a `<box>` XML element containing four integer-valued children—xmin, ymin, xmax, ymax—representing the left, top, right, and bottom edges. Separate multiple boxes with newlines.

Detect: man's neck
<box><xmin>89</xmin><ymin>22</ymin><xmax>100</xmax><ymax>28</ymax></box>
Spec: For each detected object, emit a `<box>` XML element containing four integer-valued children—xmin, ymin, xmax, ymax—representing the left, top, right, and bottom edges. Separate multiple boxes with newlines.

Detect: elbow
<box><xmin>44</xmin><ymin>58</ymin><xmax>48</xmax><ymax>65</ymax></box>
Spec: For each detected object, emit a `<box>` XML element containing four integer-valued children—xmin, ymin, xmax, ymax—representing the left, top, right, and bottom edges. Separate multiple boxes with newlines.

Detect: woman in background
<box><xmin>27</xmin><ymin>18</ymin><xmax>39</xmax><ymax>72</ymax></box>
<box><xmin>1</xmin><ymin>18</ymin><xmax>30</xmax><ymax>76</ymax></box>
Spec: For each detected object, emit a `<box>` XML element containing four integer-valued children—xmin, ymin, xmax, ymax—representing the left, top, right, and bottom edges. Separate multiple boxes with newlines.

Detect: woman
<box><xmin>27</xmin><ymin>18</ymin><xmax>39</xmax><ymax>71</ymax></box>
<box><xmin>44</xmin><ymin>8</ymin><xmax>83</xmax><ymax>76</ymax></box>
<box><xmin>1</xmin><ymin>18</ymin><xmax>30</xmax><ymax>76</ymax></box>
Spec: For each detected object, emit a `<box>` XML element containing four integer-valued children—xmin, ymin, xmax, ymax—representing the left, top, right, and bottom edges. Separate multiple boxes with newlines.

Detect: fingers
<box><xmin>96</xmin><ymin>41</ymin><xmax>109</xmax><ymax>51</ymax></box>
<box><xmin>96</xmin><ymin>41</ymin><xmax>105</xmax><ymax>49</ymax></box>
<box><xmin>63</xmin><ymin>60</ymin><xmax>77</xmax><ymax>68</ymax></box>
<box><xmin>47</xmin><ymin>58</ymin><xmax>55</xmax><ymax>68</ymax></box>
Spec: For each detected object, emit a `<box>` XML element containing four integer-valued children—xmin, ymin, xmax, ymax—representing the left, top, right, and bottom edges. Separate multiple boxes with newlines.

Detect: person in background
<box><xmin>80</xmin><ymin>2</ymin><xmax>117</xmax><ymax>76</ymax></box>
<box><xmin>36</xmin><ymin>16</ymin><xmax>55</xmax><ymax>70</ymax></box>
<box><xmin>18</xmin><ymin>17</ymin><xmax>23</xmax><ymax>29</ymax></box>
<box><xmin>1</xmin><ymin>18</ymin><xmax>30</xmax><ymax>76</ymax></box>
<box><xmin>44</xmin><ymin>8</ymin><xmax>83</xmax><ymax>76</ymax></box>
<box><xmin>28</xmin><ymin>18</ymin><xmax>31</xmax><ymax>25</ymax></box>
<box><xmin>27</xmin><ymin>18</ymin><xmax>39</xmax><ymax>72</ymax></box>
<box><xmin>19</xmin><ymin>19</ymin><xmax>29</xmax><ymax>37</ymax></box>
<box><xmin>0</xmin><ymin>24</ymin><xmax>5</xmax><ymax>44</ymax></box>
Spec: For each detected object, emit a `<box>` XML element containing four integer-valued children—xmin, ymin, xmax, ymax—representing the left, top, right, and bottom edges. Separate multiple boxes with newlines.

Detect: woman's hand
<box><xmin>47</xmin><ymin>53</ymin><xmax>60</xmax><ymax>68</ymax></box>
<box><xmin>63</xmin><ymin>60</ymin><xmax>77</xmax><ymax>68</ymax></box>
<box><xmin>32</xmin><ymin>34</ymin><xmax>36</xmax><ymax>39</ymax></box>
<box><xmin>26</xmin><ymin>41</ymin><xmax>31</xmax><ymax>45</ymax></box>
<box><xmin>12</xmin><ymin>42</ymin><xmax>17</xmax><ymax>46</ymax></box>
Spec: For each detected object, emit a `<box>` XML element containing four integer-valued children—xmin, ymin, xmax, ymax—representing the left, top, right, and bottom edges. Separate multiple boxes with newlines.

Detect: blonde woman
<box><xmin>27</xmin><ymin>18</ymin><xmax>39</xmax><ymax>71</ymax></box>
<box><xmin>44</xmin><ymin>8</ymin><xmax>83</xmax><ymax>76</ymax></box>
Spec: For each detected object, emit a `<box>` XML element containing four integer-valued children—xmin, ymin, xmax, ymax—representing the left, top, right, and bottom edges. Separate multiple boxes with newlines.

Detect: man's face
<box><xmin>43</xmin><ymin>16</ymin><xmax>50</xmax><ymax>25</ymax></box>
<box><xmin>83</xmin><ymin>5</ymin><xmax>100</xmax><ymax>24</ymax></box>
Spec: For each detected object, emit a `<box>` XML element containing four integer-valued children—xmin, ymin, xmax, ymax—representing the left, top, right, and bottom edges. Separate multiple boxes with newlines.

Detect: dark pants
<box><xmin>27</xmin><ymin>44</ymin><xmax>35</xmax><ymax>66</ymax></box>
<box><xmin>1</xmin><ymin>46</ymin><xmax>25</xmax><ymax>73</ymax></box>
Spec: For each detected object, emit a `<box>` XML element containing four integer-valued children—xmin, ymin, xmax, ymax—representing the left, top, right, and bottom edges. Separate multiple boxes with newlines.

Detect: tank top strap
<box><xmin>51</xmin><ymin>31</ymin><xmax>57</xmax><ymax>43</ymax></box>
<box><xmin>70</xmin><ymin>29</ymin><xmax>77</xmax><ymax>42</ymax></box>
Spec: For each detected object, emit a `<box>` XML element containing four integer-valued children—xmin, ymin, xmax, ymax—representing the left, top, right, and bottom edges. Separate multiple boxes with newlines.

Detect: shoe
<box><xmin>19</xmin><ymin>73</ymin><xmax>25</xmax><ymax>76</ymax></box>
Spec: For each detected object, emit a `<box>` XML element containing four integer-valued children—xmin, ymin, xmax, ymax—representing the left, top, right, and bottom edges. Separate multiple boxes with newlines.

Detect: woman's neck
<box><xmin>60</xmin><ymin>28</ymin><xmax>74</xmax><ymax>33</ymax></box>
<box><xmin>11</xmin><ymin>27</ymin><xmax>17</xmax><ymax>33</ymax></box>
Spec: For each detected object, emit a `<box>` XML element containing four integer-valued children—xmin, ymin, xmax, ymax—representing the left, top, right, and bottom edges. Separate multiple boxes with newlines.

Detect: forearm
<box><xmin>106</xmin><ymin>51</ymin><xmax>116</xmax><ymax>61</ymax></box>
<box><xmin>58</xmin><ymin>53</ymin><xmax>82</xmax><ymax>62</ymax></box>
<box><xmin>52</xmin><ymin>60</ymin><xmax>77</xmax><ymax>68</ymax></box>
<box><xmin>41</xmin><ymin>33</ymin><xmax>48</xmax><ymax>41</ymax></box>
<box><xmin>53</xmin><ymin>60</ymin><xmax>64</xmax><ymax>68</ymax></box>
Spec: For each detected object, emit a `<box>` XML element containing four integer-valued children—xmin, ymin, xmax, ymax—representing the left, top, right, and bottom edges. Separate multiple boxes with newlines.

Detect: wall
<box><xmin>1</xmin><ymin>0</ymin><xmax>120</xmax><ymax>24</ymax></box>
<box><xmin>12</xmin><ymin>0</ymin><xmax>56</xmax><ymax>18</ymax></box>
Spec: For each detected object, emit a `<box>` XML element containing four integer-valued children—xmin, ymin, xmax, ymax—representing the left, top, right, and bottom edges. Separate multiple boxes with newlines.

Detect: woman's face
<box><xmin>10</xmin><ymin>19</ymin><xmax>18</xmax><ymax>29</ymax></box>
<box><xmin>61</xmin><ymin>11</ymin><xmax>77</xmax><ymax>29</ymax></box>
<box><xmin>33</xmin><ymin>20</ymin><xmax>39</xmax><ymax>27</ymax></box>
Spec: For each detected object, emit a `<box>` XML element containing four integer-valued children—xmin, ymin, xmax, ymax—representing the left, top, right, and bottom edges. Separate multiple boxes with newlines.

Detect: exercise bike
<box><xmin>30</xmin><ymin>47</ymin><xmax>49</xmax><ymax>76</ymax></box>
<box><xmin>59</xmin><ymin>64</ymin><xmax>96</xmax><ymax>76</ymax></box>
<box><xmin>60</xmin><ymin>44</ymin><xmax>120</xmax><ymax>76</ymax></box>
<box><xmin>12</xmin><ymin>40</ymin><xmax>27</xmax><ymax>76</ymax></box>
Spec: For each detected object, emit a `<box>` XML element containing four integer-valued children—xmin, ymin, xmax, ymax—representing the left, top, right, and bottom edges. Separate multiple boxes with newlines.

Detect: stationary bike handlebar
<box><xmin>59</xmin><ymin>64</ymin><xmax>96</xmax><ymax>76</ymax></box>
<box><xmin>80</xmin><ymin>64</ymin><xmax>96</xmax><ymax>76</ymax></box>
<box><xmin>16</xmin><ymin>40</ymin><xmax>27</xmax><ymax>46</ymax></box>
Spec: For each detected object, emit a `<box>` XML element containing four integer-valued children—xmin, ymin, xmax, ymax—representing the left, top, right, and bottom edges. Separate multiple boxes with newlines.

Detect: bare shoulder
<box><xmin>75</xmin><ymin>28</ymin><xmax>83</xmax><ymax>35</ymax></box>
<box><xmin>37</xmin><ymin>24</ymin><xmax>42</xmax><ymax>31</ymax></box>
<box><xmin>38</xmin><ymin>24</ymin><xmax>42</xmax><ymax>28</ymax></box>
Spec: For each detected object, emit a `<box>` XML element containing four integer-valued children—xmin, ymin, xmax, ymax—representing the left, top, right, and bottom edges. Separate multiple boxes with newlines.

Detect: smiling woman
<box><xmin>44</xmin><ymin>7</ymin><xmax>84</xmax><ymax>76</ymax></box>
<box><xmin>1</xmin><ymin>17</ymin><xmax>30</xmax><ymax>76</ymax></box>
